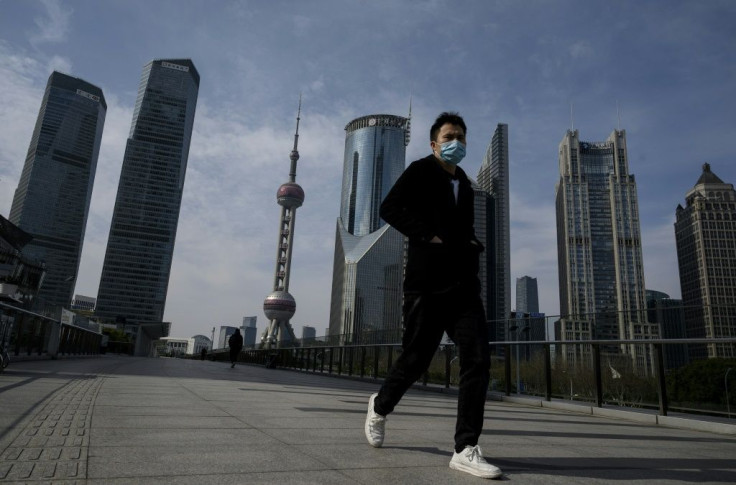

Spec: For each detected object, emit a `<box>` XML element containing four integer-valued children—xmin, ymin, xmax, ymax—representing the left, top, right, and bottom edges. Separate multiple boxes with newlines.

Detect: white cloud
<box><xmin>30</xmin><ymin>0</ymin><xmax>73</xmax><ymax>45</ymax></box>
<box><xmin>46</xmin><ymin>54</ymin><xmax>73</xmax><ymax>75</ymax></box>
<box><xmin>569</xmin><ymin>40</ymin><xmax>593</xmax><ymax>59</ymax></box>
<box><xmin>0</xmin><ymin>43</ymin><xmax>46</xmax><ymax>213</ymax></box>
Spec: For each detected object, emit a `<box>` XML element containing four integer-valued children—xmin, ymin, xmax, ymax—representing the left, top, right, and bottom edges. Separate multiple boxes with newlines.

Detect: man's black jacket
<box><xmin>229</xmin><ymin>332</ymin><xmax>243</xmax><ymax>350</ymax></box>
<box><xmin>380</xmin><ymin>154</ymin><xmax>483</xmax><ymax>294</ymax></box>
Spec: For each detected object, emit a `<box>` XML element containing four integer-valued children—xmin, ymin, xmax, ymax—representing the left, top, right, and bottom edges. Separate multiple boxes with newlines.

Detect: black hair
<box><xmin>429</xmin><ymin>112</ymin><xmax>467</xmax><ymax>141</ymax></box>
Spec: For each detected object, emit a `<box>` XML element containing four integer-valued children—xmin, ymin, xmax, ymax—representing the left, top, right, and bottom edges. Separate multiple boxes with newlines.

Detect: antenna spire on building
<box><xmin>570</xmin><ymin>102</ymin><xmax>574</xmax><ymax>132</ymax></box>
<box><xmin>289</xmin><ymin>94</ymin><xmax>302</xmax><ymax>182</ymax></box>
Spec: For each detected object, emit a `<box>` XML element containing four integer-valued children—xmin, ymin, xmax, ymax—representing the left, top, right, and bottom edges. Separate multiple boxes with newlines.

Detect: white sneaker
<box><xmin>449</xmin><ymin>445</ymin><xmax>502</xmax><ymax>479</ymax></box>
<box><xmin>364</xmin><ymin>393</ymin><xmax>386</xmax><ymax>447</ymax></box>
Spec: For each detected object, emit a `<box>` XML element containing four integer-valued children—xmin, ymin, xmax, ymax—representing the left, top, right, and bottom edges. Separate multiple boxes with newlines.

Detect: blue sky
<box><xmin>1</xmin><ymin>0</ymin><xmax>734</xmax><ymax>341</ymax></box>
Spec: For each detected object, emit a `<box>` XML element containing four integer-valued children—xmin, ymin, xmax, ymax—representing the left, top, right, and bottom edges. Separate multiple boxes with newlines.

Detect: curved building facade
<box><xmin>329</xmin><ymin>114</ymin><xmax>409</xmax><ymax>344</ymax></box>
<box><xmin>340</xmin><ymin>115</ymin><xmax>409</xmax><ymax>237</ymax></box>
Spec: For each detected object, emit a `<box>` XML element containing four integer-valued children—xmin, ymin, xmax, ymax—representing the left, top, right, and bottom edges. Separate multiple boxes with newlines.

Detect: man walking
<box><xmin>364</xmin><ymin>112</ymin><xmax>501</xmax><ymax>479</ymax></box>
<box><xmin>228</xmin><ymin>329</ymin><xmax>243</xmax><ymax>368</ymax></box>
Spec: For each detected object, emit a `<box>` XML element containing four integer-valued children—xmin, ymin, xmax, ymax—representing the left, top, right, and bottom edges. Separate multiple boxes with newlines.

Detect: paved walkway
<box><xmin>1</xmin><ymin>355</ymin><xmax>735</xmax><ymax>484</ymax></box>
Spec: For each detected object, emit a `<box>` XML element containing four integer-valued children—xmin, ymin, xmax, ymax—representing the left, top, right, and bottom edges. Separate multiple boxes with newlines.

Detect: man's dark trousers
<box><xmin>373</xmin><ymin>286</ymin><xmax>490</xmax><ymax>452</ymax></box>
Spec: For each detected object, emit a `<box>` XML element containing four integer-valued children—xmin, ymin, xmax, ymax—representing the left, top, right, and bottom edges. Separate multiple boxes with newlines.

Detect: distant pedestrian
<box><xmin>200</xmin><ymin>347</ymin><xmax>207</xmax><ymax>361</ymax></box>
<box><xmin>364</xmin><ymin>112</ymin><xmax>501</xmax><ymax>479</ymax></box>
<box><xmin>228</xmin><ymin>329</ymin><xmax>243</xmax><ymax>368</ymax></box>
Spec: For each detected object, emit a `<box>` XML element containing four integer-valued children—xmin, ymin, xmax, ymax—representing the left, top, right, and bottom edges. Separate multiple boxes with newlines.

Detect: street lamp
<box><xmin>726</xmin><ymin>368</ymin><xmax>733</xmax><ymax>419</ymax></box>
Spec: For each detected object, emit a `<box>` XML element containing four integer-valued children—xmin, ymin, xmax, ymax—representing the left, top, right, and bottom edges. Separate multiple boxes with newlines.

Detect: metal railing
<box><xmin>0</xmin><ymin>301</ymin><xmax>102</xmax><ymax>359</ymax></box>
<box><xmin>222</xmin><ymin>336</ymin><xmax>736</xmax><ymax>420</ymax></box>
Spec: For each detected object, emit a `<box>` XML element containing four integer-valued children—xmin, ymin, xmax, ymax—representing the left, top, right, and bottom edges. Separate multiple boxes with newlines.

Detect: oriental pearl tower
<box><xmin>262</xmin><ymin>99</ymin><xmax>304</xmax><ymax>349</ymax></box>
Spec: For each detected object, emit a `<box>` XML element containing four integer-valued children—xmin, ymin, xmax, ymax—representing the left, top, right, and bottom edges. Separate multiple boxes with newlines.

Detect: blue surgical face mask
<box><xmin>438</xmin><ymin>139</ymin><xmax>466</xmax><ymax>165</ymax></box>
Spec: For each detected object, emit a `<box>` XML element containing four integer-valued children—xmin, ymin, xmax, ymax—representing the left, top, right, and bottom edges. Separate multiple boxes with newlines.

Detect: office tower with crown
<box><xmin>555</xmin><ymin>129</ymin><xmax>657</xmax><ymax>374</ymax></box>
<box><xmin>675</xmin><ymin>163</ymin><xmax>736</xmax><ymax>359</ymax></box>
<box><xmin>9</xmin><ymin>72</ymin><xmax>106</xmax><ymax>310</ymax></box>
<box><xmin>477</xmin><ymin>124</ymin><xmax>510</xmax><ymax>338</ymax></box>
<box><xmin>95</xmin><ymin>59</ymin><xmax>199</xmax><ymax>331</ymax></box>
<box><xmin>262</xmin><ymin>102</ymin><xmax>304</xmax><ymax>349</ymax></box>
<box><xmin>328</xmin><ymin>114</ymin><xmax>410</xmax><ymax>344</ymax></box>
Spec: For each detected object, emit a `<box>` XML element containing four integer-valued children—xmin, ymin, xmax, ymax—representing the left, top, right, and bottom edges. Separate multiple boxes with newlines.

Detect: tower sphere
<box><xmin>263</xmin><ymin>290</ymin><xmax>296</xmax><ymax>321</ymax></box>
<box><xmin>277</xmin><ymin>182</ymin><xmax>305</xmax><ymax>208</ymax></box>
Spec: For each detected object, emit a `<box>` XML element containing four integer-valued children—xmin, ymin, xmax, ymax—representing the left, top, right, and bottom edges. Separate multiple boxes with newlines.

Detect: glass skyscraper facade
<box><xmin>339</xmin><ymin>115</ymin><xmax>408</xmax><ymax>237</ymax></box>
<box><xmin>9</xmin><ymin>71</ymin><xmax>106</xmax><ymax>310</ymax></box>
<box><xmin>477</xmin><ymin>124</ymin><xmax>510</xmax><ymax>335</ymax></box>
<box><xmin>329</xmin><ymin>114</ymin><xmax>409</xmax><ymax>344</ymax></box>
<box><xmin>555</xmin><ymin>129</ymin><xmax>657</xmax><ymax>374</ymax></box>
<box><xmin>645</xmin><ymin>290</ymin><xmax>689</xmax><ymax>370</ymax></box>
<box><xmin>95</xmin><ymin>59</ymin><xmax>199</xmax><ymax>327</ymax></box>
<box><xmin>472</xmin><ymin>182</ymin><xmax>498</xmax><ymax>341</ymax></box>
<box><xmin>674</xmin><ymin>164</ymin><xmax>736</xmax><ymax>359</ymax></box>
<box><xmin>514</xmin><ymin>276</ymin><xmax>545</xmax><ymax>353</ymax></box>
<box><xmin>516</xmin><ymin>276</ymin><xmax>539</xmax><ymax>314</ymax></box>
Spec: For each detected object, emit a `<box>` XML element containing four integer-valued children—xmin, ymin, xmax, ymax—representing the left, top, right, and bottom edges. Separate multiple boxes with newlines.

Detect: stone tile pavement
<box><xmin>1</xmin><ymin>355</ymin><xmax>735</xmax><ymax>484</ymax></box>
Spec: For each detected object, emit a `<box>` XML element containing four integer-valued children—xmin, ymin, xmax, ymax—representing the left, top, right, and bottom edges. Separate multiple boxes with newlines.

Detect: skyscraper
<box><xmin>472</xmin><ymin>182</ymin><xmax>498</xmax><ymax>340</ymax></box>
<box><xmin>302</xmin><ymin>325</ymin><xmax>316</xmax><ymax>341</ymax></box>
<box><xmin>516</xmin><ymin>276</ymin><xmax>539</xmax><ymax>314</ymax></box>
<box><xmin>242</xmin><ymin>316</ymin><xmax>257</xmax><ymax>347</ymax></box>
<box><xmin>674</xmin><ymin>163</ymin><xmax>736</xmax><ymax>359</ymax></box>
<box><xmin>95</xmin><ymin>59</ymin><xmax>199</xmax><ymax>328</ymax></box>
<box><xmin>329</xmin><ymin>114</ymin><xmax>410</xmax><ymax>344</ymax></box>
<box><xmin>646</xmin><ymin>289</ymin><xmax>689</xmax><ymax>370</ymax></box>
<box><xmin>9</xmin><ymin>71</ymin><xmax>106</xmax><ymax>310</ymax></box>
<box><xmin>477</xmin><ymin>124</ymin><xmax>510</xmax><ymax>334</ymax></box>
<box><xmin>555</xmin><ymin>129</ymin><xmax>657</xmax><ymax>373</ymax></box>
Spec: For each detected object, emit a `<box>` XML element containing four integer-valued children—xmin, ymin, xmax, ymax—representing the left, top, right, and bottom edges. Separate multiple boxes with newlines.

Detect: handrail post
<box><xmin>360</xmin><ymin>347</ymin><xmax>366</xmax><ymax>378</ymax></box>
<box><xmin>504</xmin><ymin>344</ymin><xmax>512</xmax><ymax>396</ymax></box>
<box><xmin>544</xmin><ymin>343</ymin><xmax>552</xmax><ymax>401</ymax></box>
<box><xmin>445</xmin><ymin>345</ymin><xmax>451</xmax><ymax>389</ymax></box>
<box><xmin>348</xmin><ymin>347</ymin><xmax>354</xmax><ymax>376</ymax></box>
<box><xmin>655</xmin><ymin>343</ymin><xmax>668</xmax><ymax>416</ymax></box>
<box><xmin>373</xmin><ymin>346</ymin><xmax>380</xmax><ymax>378</ymax></box>
<box><xmin>593</xmin><ymin>343</ymin><xmax>603</xmax><ymax>407</ymax></box>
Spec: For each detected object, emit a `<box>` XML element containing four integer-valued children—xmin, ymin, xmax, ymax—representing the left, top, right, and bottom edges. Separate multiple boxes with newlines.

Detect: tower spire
<box><xmin>262</xmin><ymin>96</ymin><xmax>305</xmax><ymax>349</ymax></box>
<box><xmin>289</xmin><ymin>94</ymin><xmax>301</xmax><ymax>182</ymax></box>
<box><xmin>570</xmin><ymin>102</ymin><xmax>575</xmax><ymax>132</ymax></box>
